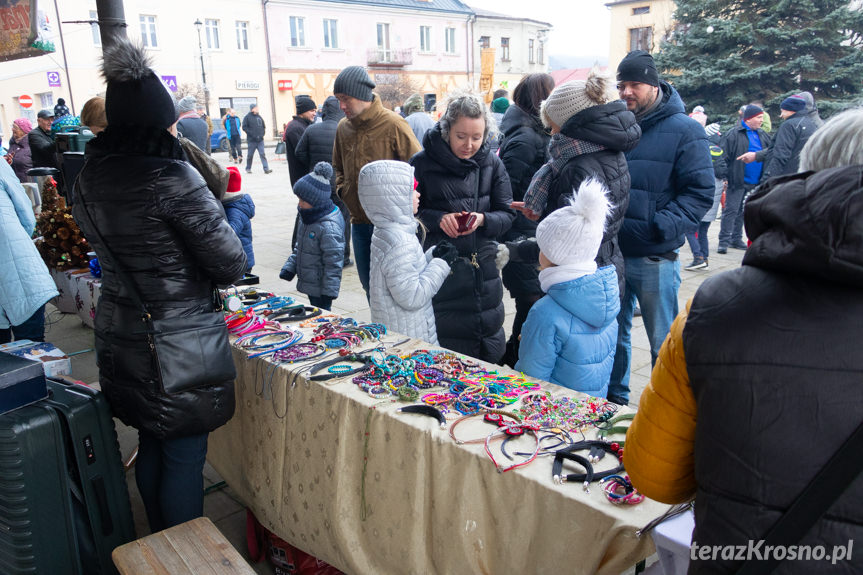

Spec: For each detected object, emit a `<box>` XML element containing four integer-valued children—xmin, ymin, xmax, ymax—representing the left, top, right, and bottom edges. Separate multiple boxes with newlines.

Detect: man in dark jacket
<box><xmin>607</xmin><ymin>50</ymin><xmax>714</xmax><ymax>406</ymax></box>
<box><xmin>223</xmin><ymin>109</ymin><xmax>242</xmax><ymax>164</ymax></box>
<box><xmin>176</xmin><ymin>95</ymin><xmax>209</xmax><ymax>155</ymax></box>
<box><xmin>718</xmin><ymin>104</ymin><xmax>771</xmax><ymax>253</ymax></box>
<box><xmin>295</xmin><ymin>96</ymin><xmax>350</xmax><ymax>265</ymax></box>
<box><xmin>242</xmin><ymin>104</ymin><xmax>271</xmax><ymax>174</ymax></box>
<box><xmin>28</xmin><ymin>109</ymin><xmax>57</xmax><ymax>170</ymax></box>
<box><xmin>284</xmin><ymin>95</ymin><xmax>316</xmax><ymax>187</ymax></box>
<box><xmin>763</xmin><ymin>95</ymin><xmax>817</xmax><ymax>179</ymax></box>
<box><xmin>625</xmin><ymin>110</ymin><xmax>863</xmax><ymax>574</ymax></box>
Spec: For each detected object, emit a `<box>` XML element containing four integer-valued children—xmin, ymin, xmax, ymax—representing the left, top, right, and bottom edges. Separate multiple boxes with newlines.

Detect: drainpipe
<box><xmin>262</xmin><ymin>0</ymin><xmax>278</xmax><ymax>138</ymax></box>
<box><xmin>465</xmin><ymin>13</ymin><xmax>475</xmax><ymax>88</ymax></box>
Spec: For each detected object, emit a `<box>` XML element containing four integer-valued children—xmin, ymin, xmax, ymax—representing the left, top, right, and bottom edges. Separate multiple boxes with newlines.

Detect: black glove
<box><xmin>279</xmin><ymin>263</ymin><xmax>295</xmax><ymax>282</ymax></box>
<box><xmin>432</xmin><ymin>240</ymin><xmax>459</xmax><ymax>266</ymax></box>
<box><xmin>505</xmin><ymin>238</ymin><xmax>539</xmax><ymax>264</ymax></box>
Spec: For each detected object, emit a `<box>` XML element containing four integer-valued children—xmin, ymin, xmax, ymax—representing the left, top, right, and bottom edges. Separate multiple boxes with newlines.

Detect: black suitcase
<box><xmin>0</xmin><ymin>378</ymin><xmax>136</xmax><ymax>574</ymax></box>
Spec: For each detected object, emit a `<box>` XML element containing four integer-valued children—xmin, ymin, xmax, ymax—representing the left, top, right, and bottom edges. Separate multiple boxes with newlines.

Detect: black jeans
<box><xmin>308</xmin><ymin>295</ymin><xmax>333</xmax><ymax>311</ymax></box>
<box><xmin>229</xmin><ymin>135</ymin><xmax>242</xmax><ymax>160</ymax></box>
<box><xmin>0</xmin><ymin>304</ymin><xmax>46</xmax><ymax>344</ymax></box>
<box><xmin>719</xmin><ymin>183</ymin><xmax>755</xmax><ymax>247</ymax></box>
<box><xmin>500</xmin><ymin>295</ymin><xmax>542</xmax><ymax>369</ymax></box>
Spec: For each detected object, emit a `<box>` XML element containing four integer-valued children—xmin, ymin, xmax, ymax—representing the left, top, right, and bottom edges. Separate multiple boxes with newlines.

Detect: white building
<box><xmin>264</xmin><ymin>0</ymin><xmax>474</xmax><ymax>128</ymax></box>
<box><xmin>0</xmin><ymin>0</ymin><xmax>271</xmax><ymax>139</ymax></box>
<box><xmin>469</xmin><ymin>7</ymin><xmax>551</xmax><ymax>95</ymax></box>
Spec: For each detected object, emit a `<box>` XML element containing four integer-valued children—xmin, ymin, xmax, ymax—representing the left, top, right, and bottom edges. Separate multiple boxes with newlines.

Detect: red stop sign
<box><xmin>19</xmin><ymin>95</ymin><xmax>33</xmax><ymax>108</ymax></box>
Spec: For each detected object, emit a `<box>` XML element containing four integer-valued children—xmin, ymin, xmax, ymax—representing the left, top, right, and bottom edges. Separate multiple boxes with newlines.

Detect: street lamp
<box><xmin>193</xmin><ymin>19</ymin><xmax>211</xmax><ymax>117</ymax></box>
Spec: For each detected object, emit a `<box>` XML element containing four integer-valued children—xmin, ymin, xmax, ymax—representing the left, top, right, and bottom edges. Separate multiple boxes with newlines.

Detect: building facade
<box><xmin>605</xmin><ymin>0</ymin><xmax>674</xmax><ymax>70</ymax></box>
<box><xmin>0</xmin><ymin>0</ymin><xmax>271</xmax><ymax>140</ymax></box>
<box><xmin>0</xmin><ymin>0</ymin><xmax>553</xmax><ymax>142</ymax></box>
<box><xmin>264</xmin><ymin>0</ymin><xmax>474</xmax><ymax>129</ymax></box>
<box><xmin>470</xmin><ymin>7</ymin><xmax>551</xmax><ymax>96</ymax></box>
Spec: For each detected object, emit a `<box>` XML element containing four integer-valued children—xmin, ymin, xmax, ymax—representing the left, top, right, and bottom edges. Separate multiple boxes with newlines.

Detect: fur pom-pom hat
<box><xmin>536</xmin><ymin>178</ymin><xmax>611</xmax><ymax>266</ymax></box>
<box><xmin>540</xmin><ymin>68</ymin><xmax>615</xmax><ymax>130</ymax></box>
<box><xmin>101</xmin><ymin>39</ymin><xmax>177</xmax><ymax>129</ymax></box>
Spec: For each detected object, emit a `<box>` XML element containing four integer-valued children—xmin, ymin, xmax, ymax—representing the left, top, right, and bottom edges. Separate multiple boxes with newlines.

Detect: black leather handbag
<box><xmin>76</xmin><ymin>179</ymin><xmax>236</xmax><ymax>394</ymax></box>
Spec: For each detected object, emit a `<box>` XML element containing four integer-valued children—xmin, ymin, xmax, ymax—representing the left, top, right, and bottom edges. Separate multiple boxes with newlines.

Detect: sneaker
<box><xmin>685</xmin><ymin>257</ymin><xmax>708</xmax><ymax>271</ymax></box>
<box><xmin>343</xmin><ymin>258</ymin><xmax>353</xmax><ymax>267</ymax></box>
<box><xmin>717</xmin><ymin>245</ymin><xmax>728</xmax><ymax>254</ymax></box>
<box><xmin>730</xmin><ymin>241</ymin><xmax>748</xmax><ymax>250</ymax></box>
<box><xmin>245</xmin><ymin>169</ymin><xmax>252</xmax><ymax>174</ymax></box>
<box><xmin>633</xmin><ymin>305</ymin><xmax>642</xmax><ymax>317</ymax></box>
<box><xmin>264</xmin><ymin>169</ymin><xmax>273</xmax><ymax>174</ymax></box>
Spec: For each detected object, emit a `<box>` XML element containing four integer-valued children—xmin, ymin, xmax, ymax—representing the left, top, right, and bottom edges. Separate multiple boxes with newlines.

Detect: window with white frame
<box><xmin>290</xmin><ymin>16</ymin><xmax>306</xmax><ymax>47</ymax></box>
<box><xmin>140</xmin><ymin>15</ymin><xmax>158</xmax><ymax>48</ymax></box>
<box><xmin>500</xmin><ymin>37</ymin><xmax>510</xmax><ymax>61</ymax></box>
<box><xmin>420</xmin><ymin>25</ymin><xmax>431</xmax><ymax>52</ymax></box>
<box><xmin>323</xmin><ymin>19</ymin><xmax>338</xmax><ymax>49</ymax></box>
<box><xmin>39</xmin><ymin>92</ymin><xmax>54</xmax><ymax>109</ymax></box>
<box><xmin>445</xmin><ymin>27</ymin><xmax>456</xmax><ymax>54</ymax></box>
<box><xmin>236</xmin><ymin>21</ymin><xmax>249</xmax><ymax>50</ymax></box>
<box><xmin>205</xmin><ymin>19</ymin><xmax>220</xmax><ymax>50</ymax></box>
<box><xmin>538</xmin><ymin>42</ymin><xmax>544</xmax><ymax>64</ymax></box>
<box><xmin>479</xmin><ymin>36</ymin><xmax>490</xmax><ymax>49</ymax></box>
<box><xmin>89</xmin><ymin>10</ymin><xmax>100</xmax><ymax>46</ymax></box>
<box><xmin>529</xmin><ymin>39</ymin><xmax>535</xmax><ymax>63</ymax></box>
<box><xmin>377</xmin><ymin>22</ymin><xmax>391</xmax><ymax>61</ymax></box>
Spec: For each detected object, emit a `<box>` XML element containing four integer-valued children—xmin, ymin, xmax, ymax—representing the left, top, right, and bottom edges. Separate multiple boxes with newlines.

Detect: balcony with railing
<box><xmin>367</xmin><ymin>48</ymin><xmax>413</xmax><ymax>68</ymax></box>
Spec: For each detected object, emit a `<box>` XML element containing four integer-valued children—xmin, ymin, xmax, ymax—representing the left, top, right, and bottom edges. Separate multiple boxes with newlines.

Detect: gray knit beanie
<box><xmin>334</xmin><ymin>66</ymin><xmax>375</xmax><ymax>102</ymax></box>
<box><xmin>176</xmin><ymin>95</ymin><xmax>197</xmax><ymax>116</ymax></box>
<box><xmin>540</xmin><ymin>69</ymin><xmax>615</xmax><ymax>129</ymax></box>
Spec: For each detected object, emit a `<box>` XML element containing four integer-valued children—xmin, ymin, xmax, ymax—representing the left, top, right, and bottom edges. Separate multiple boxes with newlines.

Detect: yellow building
<box><xmin>605</xmin><ymin>0</ymin><xmax>675</xmax><ymax>71</ymax></box>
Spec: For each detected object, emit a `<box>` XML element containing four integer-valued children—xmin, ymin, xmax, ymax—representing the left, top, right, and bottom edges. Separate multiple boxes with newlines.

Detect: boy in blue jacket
<box><xmin>515</xmin><ymin>178</ymin><xmax>620</xmax><ymax>398</ymax></box>
<box><xmin>280</xmin><ymin>162</ymin><xmax>345</xmax><ymax>310</ymax></box>
<box><xmin>222</xmin><ymin>166</ymin><xmax>256</xmax><ymax>273</ymax></box>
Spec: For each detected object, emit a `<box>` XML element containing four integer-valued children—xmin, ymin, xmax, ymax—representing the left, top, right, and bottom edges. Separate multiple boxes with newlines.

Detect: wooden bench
<box><xmin>112</xmin><ymin>516</ymin><xmax>256</xmax><ymax>575</ymax></box>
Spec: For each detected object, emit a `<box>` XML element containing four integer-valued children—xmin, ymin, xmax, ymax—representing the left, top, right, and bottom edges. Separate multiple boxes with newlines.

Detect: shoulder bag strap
<box><xmin>736</xmin><ymin>420</ymin><xmax>863</xmax><ymax>575</ymax></box>
<box><xmin>74</xmin><ymin>176</ymin><xmax>152</xmax><ymax>319</ymax></box>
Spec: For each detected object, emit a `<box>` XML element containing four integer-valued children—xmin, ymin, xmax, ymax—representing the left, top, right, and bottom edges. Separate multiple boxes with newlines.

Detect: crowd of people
<box><xmin>2</xmin><ymin>36</ymin><xmax>859</xmax><ymax>569</ymax></box>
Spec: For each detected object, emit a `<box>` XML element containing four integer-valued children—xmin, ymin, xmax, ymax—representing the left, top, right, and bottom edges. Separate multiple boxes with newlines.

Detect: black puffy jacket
<box><xmin>284</xmin><ymin>116</ymin><xmax>313</xmax><ymax>186</ymax></box>
<box><xmin>411</xmin><ymin>124</ymin><xmax>515</xmax><ymax>363</ymax></box>
<box><xmin>549</xmin><ymin>101</ymin><xmax>640</xmax><ymax>297</ymax></box>
<box><xmin>682</xmin><ymin>166</ymin><xmax>863</xmax><ymax>573</ymax></box>
<box><xmin>73</xmin><ymin>126</ymin><xmax>247</xmax><ymax>439</ymax></box>
<box><xmin>498</xmin><ymin>105</ymin><xmax>549</xmax><ymax>298</ymax></box>
<box><xmin>295</xmin><ymin>96</ymin><xmax>345</xmax><ymax>184</ymax></box>
<box><xmin>721</xmin><ymin>122</ymin><xmax>772</xmax><ymax>190</ymax></box>
<box><xmin>763</xmin><ymin>112</ymin><xmax>817</xmax><ymax>178</ymax></box>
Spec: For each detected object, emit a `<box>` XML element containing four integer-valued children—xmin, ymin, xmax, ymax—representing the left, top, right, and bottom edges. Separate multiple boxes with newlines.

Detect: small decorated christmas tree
<box><xmin>35</xmin><ymin>178</ymin><xmax>89</xmax><ymax>270</ymax></box>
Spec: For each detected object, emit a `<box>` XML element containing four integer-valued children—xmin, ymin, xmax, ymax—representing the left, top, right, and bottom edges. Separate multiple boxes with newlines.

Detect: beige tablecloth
<box><xmin>208</xmin><ymin>336</ymin><xmax>666</xmax><ymax>575</ymax></box>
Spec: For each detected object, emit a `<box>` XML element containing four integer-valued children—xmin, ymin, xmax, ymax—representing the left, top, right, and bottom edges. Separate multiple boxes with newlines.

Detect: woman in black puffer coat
<box><xmin>411</xmin><ymin>91</ymin><xmax>515</xmax><ymax>363</ymax></box>
<box><xmin>517</xmin><ymin>69</ymin><xmax>641</xmax><ymax>299</ymax></box>
<box><xmin>72</xmin><ymin>41</ymin><xmax>246</xmax><ymax>533</ymax></box>
<box><xmin>497</xmin><ymin>73</ymin><xmax>554</xmax><ymax>367</ymax></box>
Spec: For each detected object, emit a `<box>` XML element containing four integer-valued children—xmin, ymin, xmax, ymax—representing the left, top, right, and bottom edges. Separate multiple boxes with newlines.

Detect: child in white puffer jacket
<box><xmin>358</xmin><ymin>160</ymin><xmax>452</xmax><ymax>344</ymax></box>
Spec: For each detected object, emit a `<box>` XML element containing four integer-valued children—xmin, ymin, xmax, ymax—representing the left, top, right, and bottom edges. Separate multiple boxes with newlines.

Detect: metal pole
<box><xmin>95</xmin><ymin>0</ymin><xmax>127</xmax><ymax>50</ymax></box>
<box><xmin>52</xmin><ymin>0</ymin><xmax>75</xmax><ymax>114</ymax></box>
<box><xmin>195</xmin><ymin>23</ymin><xmax>211</xmax><ymax>118</ymax></box>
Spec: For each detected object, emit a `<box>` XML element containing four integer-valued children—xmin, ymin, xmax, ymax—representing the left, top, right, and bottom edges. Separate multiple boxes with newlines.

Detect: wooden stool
<box><xmin>112</xmin><ymin>516</ymin><xmax>256</xmax><ymax>574</ymax></box>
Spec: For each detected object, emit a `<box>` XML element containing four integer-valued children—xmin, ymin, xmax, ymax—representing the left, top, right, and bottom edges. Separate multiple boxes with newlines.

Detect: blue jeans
<box><xmin>245</xmin><ymin>140</ymin><xmax>269</xmax><ymax>171</ymax></box>
<box><xmin>351</xmin><ymin>223</ymin><xmax>374</xmax><ymax>297</ymax></box>
<box><xmin>0</xmin><ymin>304</ymin><xmax>46</xmax><ymax>344</ymax></box>
<box><xmin>607</xmin><ymin>255</ymin><xmax>681</xmax><ymax>405</ymax></box>
<box><xmin>135</xmin><ymin>430</ymin><xmax>208</xmax><ymax>533</ymax></box>
<box><xmin>685</xmin><ymin>221</ymin><xmax>711</xmax><ymax>259</ymax></box>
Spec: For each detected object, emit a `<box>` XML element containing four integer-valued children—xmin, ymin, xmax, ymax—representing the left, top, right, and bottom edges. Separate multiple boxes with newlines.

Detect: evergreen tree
<box><xmin>655</xmin><ymin>0</ymin><xmax>863</xmax><ymax>123</ymax></box>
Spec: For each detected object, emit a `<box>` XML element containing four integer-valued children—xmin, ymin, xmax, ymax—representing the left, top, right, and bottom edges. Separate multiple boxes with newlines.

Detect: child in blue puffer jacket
<box><xmin>222</xmin><ymin>166</ymin><xmax>256</xmax><ymax>273</ymax></box>
<box><xmin>280</xmin><ymin>162</ymin><xmax>345</xmax><ymax>310</ymax></box>
<box><xmin>515</xmin><ymin>178</ymin><xmax>620</xmax><ymax>398</ymax></box>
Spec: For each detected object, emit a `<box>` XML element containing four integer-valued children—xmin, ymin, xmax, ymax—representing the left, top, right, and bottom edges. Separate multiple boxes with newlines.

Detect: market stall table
<box><xmin>208</xmin><ymin>324</ymin><xmax>667</xmax><ymax>575</ymax></box>
<box><xmin>50</xmin><ymin>267</ymin><xmax>101</xmax><ymax>328</ymax></box>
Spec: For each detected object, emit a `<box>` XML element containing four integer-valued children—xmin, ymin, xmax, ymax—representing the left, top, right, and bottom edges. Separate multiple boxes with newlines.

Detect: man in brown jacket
<box><xmin>332</xmin><ymin>65</ymin><xmax>421</xmax><ymax>296</ymax></box>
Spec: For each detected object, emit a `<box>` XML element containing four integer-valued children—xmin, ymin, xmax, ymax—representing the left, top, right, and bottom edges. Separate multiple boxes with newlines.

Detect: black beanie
<box><xmin>101</xmin><ymin>40</ymin><xmax>177</xmax><ymax>129</ymax></box>
<box><xmin>295</xmin><ymin>95</ymin><xmax>317</xmax><ymax>115</ymax></box>
<box><xmin>743</xmin><ymin>104</ymin><xmax>763</xmax><ymax>120</ymax></box>
<box><xmin>616</xmin><ymin>50</ymin><xmax>660</xmax><ymax>87</ymax></box>
<box><xmin>333</xmin><ymin>66</ymin><xmax>375</xmax><ymax>102</ymax></box>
